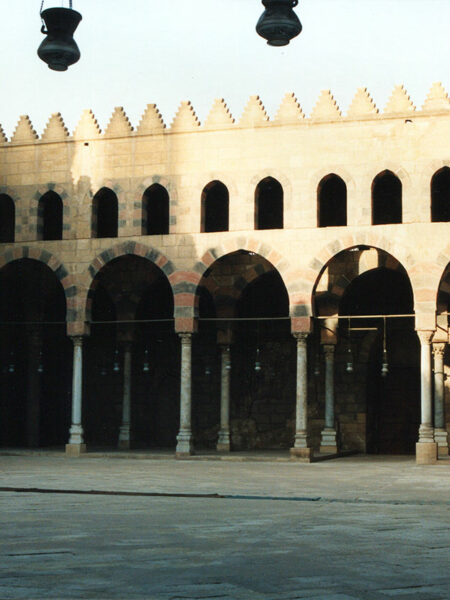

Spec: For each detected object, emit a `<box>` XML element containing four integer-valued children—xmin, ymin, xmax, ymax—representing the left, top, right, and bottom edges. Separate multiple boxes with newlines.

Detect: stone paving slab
<box><xmin>0</xmin><ymin>456</ymin><xmax>450</xmax><ymax>599</ymax></box>
<box><xmin>1</xmin><ymin>454</ymin><xmax>450</xmax><ymax>503</ymax></box>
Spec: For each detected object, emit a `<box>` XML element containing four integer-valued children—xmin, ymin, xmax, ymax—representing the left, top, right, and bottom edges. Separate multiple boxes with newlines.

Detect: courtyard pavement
<box><xmin>0</xmin><ymin>454</ymin><xmax>449</xmax><ymax>599</ymax></box>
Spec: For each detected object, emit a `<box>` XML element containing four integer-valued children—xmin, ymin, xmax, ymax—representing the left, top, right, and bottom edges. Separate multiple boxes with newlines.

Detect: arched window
<box><xmin>431</xmin><ymin>167</ymin><xmax>450</xmax><ymax>222</ymax></box>
<box><xmin>142</xmin><ymin>184</ymin><xmax>170</xmax><ymax>235</ymax></box>
<box><xmin>317</xmin><ymin>174</ymin><xmax>347</xmax><ymax>227</ymax></box>
<box><xmin>255</xmin><ymin>177</ymin><xmax>283</xmax><ymax>230</ymax></box>
<box><xmin>201</xmin><ymin>181</ymin><xmax>229</xmax><ymax>232</ymax></box>
<box><xmin>0</xmin><ymin>194</ymin><xmax>15</xmax><ymax>243</ymax></box>
<box><xmin>38</xmin><ymin>191</ymin><xmax>63</xmax><ymax>241</ymax></box>
<box><xmin>372</xmin><ymin>171</ymin><xmax>402</xmax><ymax>225</ymax></box>
<box><xmin>93</xmin><ymin>188</ymin><xmax>118</xmax><ymax>238</ymax></box>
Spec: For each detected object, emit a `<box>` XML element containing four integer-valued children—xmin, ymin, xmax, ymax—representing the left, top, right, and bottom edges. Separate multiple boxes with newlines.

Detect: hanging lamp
<box><xmin>142</xmin><ymin>349</ymin><xmax>150</xmax><ymax>373</ymax></box>
<box><xmin>37</xmin><ymin>349</ymin><xmax>44</xmax><ymax>374</ymax></box>
<box><xmin>37</xmin><ymin>1</ymin><xmax>82</xmax><ymax>71</ymax></box>
<box><xmin>113</xmin><ymin>348</ymin><xmax>121</xmax><ymax>373</ymax></box>
<box><xmin>8</xmin><ymin>350</ymin><xmax>15</xmax><ymax>374</ymax></box>
<box><xmin>256</xmin><ymin>0</ymin><xmax>302</xmax><ymax>47</ymax></box>
<box><xmin>381</xmin><ymin>317</ymin><xmax>389</xmax><ymax>377</ymax></box>
<box><xmin>254</xmin><ymin>347</ymin><xmax>262</xmax><ymax>372</ymax></box>
<box><xmin>345</xmin><ymin>318</ymin><xmax>354</xmax><ymax>373</ymax></box>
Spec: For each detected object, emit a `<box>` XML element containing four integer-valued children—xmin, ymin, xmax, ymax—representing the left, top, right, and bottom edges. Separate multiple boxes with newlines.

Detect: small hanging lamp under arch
<box><xmin>256</xmin><ymin>0</ymin><xmax>302</xmax><ymax>47</ymax></box>
<box><xmin>37</xmin><ymin>1</ymin><xmax>82</xmax><ymax>71</ymax></box>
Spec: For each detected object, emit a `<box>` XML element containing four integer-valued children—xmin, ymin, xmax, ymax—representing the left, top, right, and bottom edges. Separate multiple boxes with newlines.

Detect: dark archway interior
<box><xmin>143</xmin><ymin>184</ymin><xmax>170</xmax><ymax>235</ymax></box>
<box><xmin>372</xmin><ymin>171</ymin><xmax>402</xmax><ymax>225</ymax></box>
<box><xmin>202</xmin><ymin>181</ymin><xmax>229</xmax><ymax>233</ymax></box>
<box><xmin>318</xmin><ymin>175</ymin><xmax>347</xmax><ymax>227</ymax></box>
<box><xmin>40</xmin><ymin>191</ymin><xmax>63</xmax><ymax>241</ymax></box>
<box><xmin>340</xmin><ymin>267</ymin><xmax>419</xmax><ymax>454</ymax></box>
<box><xmin>0</xmin><ymin>194</ymin><xmax>15</xmax><ymax>243</ymax></box>
<box><xmin>94</xmin><ymin>188</ymin><xmax>118</xmax><ymax>238</ymax></box>
<box><xmin>85</xmin><ymin>255</ymin><xmax>177</xmax><ymax>449</ymax></box>
<box><xmin>232</xmin><ymin>270</ymin><xmax>294</xmax><ymax>450</ymax></box>
<box><xmin>255</xmin><ymin>177</ymin><xmax>283</xmax><ymax>230</ymax></box>
<box><xmin>431</xmin><ymin>167</ymin><xmax>450</xmax><ymax>222</ymax></box>
<box><xmin>0</xmin><ymin>259</ymin><xmax>70</xmax><ymax>448</ymax></box>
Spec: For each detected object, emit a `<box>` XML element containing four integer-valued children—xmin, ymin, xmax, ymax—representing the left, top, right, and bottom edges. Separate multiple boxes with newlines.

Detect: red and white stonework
<box><xmin>0</xmin><ymin>84</ymin><xmax>449</xmax><ymax>464</ymax></box>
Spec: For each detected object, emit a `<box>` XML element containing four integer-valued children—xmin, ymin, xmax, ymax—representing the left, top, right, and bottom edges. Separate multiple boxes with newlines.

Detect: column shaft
<box><xmin>290</xmin><ymin>332</ymin><xmax>312</xmax><ymax>459</ymax></box>
<box><xmin>416</xmin><ymin>330</ymin><xmax>437</xmax><ymax>464</ymax></box>
<box><xmin>217</xmin><ymin>345</ymin><xmax>231</xmax><ymax>451</ymax></box>
<box><xmin>66</xmin><ymin>336</ymin><xmax>86</xmax><ymax>456</ymax></box>
<box><xmin>321</xmin><ymin>344</ymin><xmax>338</xmax><ymax>453</ymax></box>
<box><xmin>433</xmin><ymin>343</ymin><xmax>448</xmax><ymax>455</ymax></box>
<box><xmin>118</xmin><ymin>343</ymin><xmax>132</xmax><ymax>450</ymax></box>
<box><xmin>176</xmin><ymin>333</ymin><xmax>193</xmax><ymax>455</ymax></box>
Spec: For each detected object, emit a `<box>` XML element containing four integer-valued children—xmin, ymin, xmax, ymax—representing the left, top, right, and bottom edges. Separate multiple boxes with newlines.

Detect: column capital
<box><xmin>432</xmin><ymin>342</ymin><xmax>446</xmax><ymax>357</ymax></box>
<box><xmin>323</xmin><ymin>344</ymin><xmax>336</xmax><ymax>358</ymax></box>
<box><xmin>70</xmin><ymin>335</ymin><xmax>85</xmax><ymax>347</ymax></box>
<box><xmin>178</xmin><ymin>332</ymin><xmax>192</xmax><ymax>343</ymax></box>
<box><xmin>417</xmin><ymin>330</ymin><xmax>434</xmax><ymax>345</ymax></box>
<box><xmin>293</xmin><ymin>332</ymin><xmax>309</xmax><ymax>346</ymax></box>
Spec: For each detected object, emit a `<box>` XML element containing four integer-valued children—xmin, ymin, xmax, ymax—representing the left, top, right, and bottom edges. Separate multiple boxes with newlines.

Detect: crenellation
<box><xmin>104</xmin><ymin>107</ymin><xmax>134</xmax><ymax>137</ymax></box>
<box><xmin>171</xmin><ymin>101</ymin><xmax>200</xmax><ymax>131</ymax></box>
<box><xmin>239</xmin><ymin>95</ymin><xmax>269</xmax><ymax>127</ymax></box>
<box><xmin>422</xmin><ymin>82</ymin><xmax>450</xmax><ymax>113</ymax></box>
<box><xmin>310</xmin><ymin>90</ymin><xmax>342</xmax><ymax>121</ymax></box>
<box><xmin>273</xmin><ymin>92</ymin><xmax>304</xmax><ymax>123</ymax></box>
<box><xmin>203</xmin><ymin>98</ymin><xmax>235</xmax><ymax>129</ymax></box>
<box><xmin>346</xmin><ymin>87</ymin><xmax>379</xmax><ymax>118</ymax></box>
<box><xmin>10</xmin><ymin>115</ymin><xmax>38</xmax><ymax>144</ymax></box>
<box><xmin>41</xmin><ymin>113</ymin><xmax>70</xmax><ymax>141</ymax></box>
<box><xmin>384</xmin><ymin>84</ymin><xmax>415</xmax><ymax>114</ymax></box>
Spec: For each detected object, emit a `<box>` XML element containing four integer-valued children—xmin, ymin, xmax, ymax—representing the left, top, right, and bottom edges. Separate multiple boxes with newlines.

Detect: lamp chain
<box><xmin>40</xmin><ymin>0</ymin><xmax>72</xmax><ymax>10</ymax></box>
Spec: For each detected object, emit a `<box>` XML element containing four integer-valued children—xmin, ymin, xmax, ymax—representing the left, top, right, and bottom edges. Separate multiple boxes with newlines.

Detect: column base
<box><xmin>118</xmin><ymin>426</ymin><xmax>131</xmax><ymax>450</ymax></box>
<box><xmin>434</xmin><ymin>429</ymin><xmax>449</xmax><ymax>456</ymax></box>
<box><xmin>418</xmin><ymin>424</ymin><xmax>434</xmax><ymax>443</ymax></box>
<box><xmin>68</xmin><ymin>424</ymin><xmax>84</xmax><ymax>446</ymax></box>
<box><xmin>290</xmin><ymin>447</ymin><xmax>313</xmax><ymax>461</ymax></box>
<box><xmin>176</xmin><ymin>429</ymin><xmax>193</xmax><ymax>457</ymax></box>
<box><xmin>65</xmin><ymin>443</ymin><xmax>87</xmax><ymax>457</ymax></box>
<box><xmin>320</xmin><ymin>428</ymin><xmax>337</xmax><ymax>454</ymax></box>
<box><xmin>216</xmin><ymin>430</ymin><xmax>231</xmax><ymax>452</ymax></box>
<box><xmin>416</xmin><ymin>442</ymin><xmax>437</xmax><ymax>465</ymax></box>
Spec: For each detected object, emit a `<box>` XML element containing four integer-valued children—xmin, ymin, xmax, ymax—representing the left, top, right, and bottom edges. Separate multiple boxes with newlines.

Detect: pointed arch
<box><xmin>92</xmin><ymin>187</ymin><xmax>118</xmax><ymax>238</ymax></box>
<box><xmin>0</xmin><ymin>194</ymin><xmax>15</xmax><ymax>243</ymax></box>
<box><xmin>255</xmin><ymin>177</ymin><xmax>283</xmax><ymax>230</ymax></box>
<box><xmin>317</xmin><ymin>174</ymin><xmax>347</xmax><ymax>227</ymax></box>
<box><xmin>431</xmin><ymin>166</ymin><xmax>450</xmax><ymax>222</ymax></box>
<box><xmin>201</xmin><ymin>180</ymin><xmax>229</xmax><ymax>233</ymax></box>
<box><xmin>372</xmin><ymin>170</ymin><xmax>402</xmax><ymax>225</ymax></box>
<box><xmin>142</xmin><ymin>183</ymin><xmax>170</xmax><ymax>235</ymax></box>
<box><xmin>38</xmin><ymin>191</ymin><xmax>63</xmax><ymax>241</ymax></box>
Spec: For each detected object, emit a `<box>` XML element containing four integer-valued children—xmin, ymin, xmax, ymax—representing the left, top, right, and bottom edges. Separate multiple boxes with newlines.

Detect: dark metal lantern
<box><xmin>256</xmin><ymin>0</ymin><xmax>302</xmax><ymax>47</ymax></box>
<box><xmin>38</xmin><ymin>7</ymin><xmax>82</xmax><ymax>71</ymax></box>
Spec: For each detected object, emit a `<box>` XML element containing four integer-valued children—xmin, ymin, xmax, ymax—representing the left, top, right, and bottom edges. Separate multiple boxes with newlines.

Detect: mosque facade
<box><xmin>0</xmin><ymin>84</ymin><xmax>449</xmax><ymax>464</ymax></box>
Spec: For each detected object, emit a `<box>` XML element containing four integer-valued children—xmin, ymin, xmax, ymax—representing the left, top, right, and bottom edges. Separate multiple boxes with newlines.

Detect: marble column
<box><xmin>66</xmin><ymin>336</ymin><xmax>86</xmax><ymax>456</ymax></box>
<box><xmin>416</xmin><ymin>330</ymin><xmax>437</xmax><ymax>464</ymax></box>
<box><xmin>26</xmin><ymin>327</ymin><xmax>42</xmax><ymax>448</ymax></box>
<box><xmin>176</xmin><ymin>333</ymin><xmax>193</xmax><ymax>456</ymax></box>
<box><xmin>320</xmin><ymin>344</ymin><xmax>338</xmax><ymax>453</ymax></box>
<box><xmin>118</xmin><ymin>342</ymin><xmax>132</xmax><ymax>450</ymax></box>
<box><xmin>290</xmin><ymin>332</ymin><xmax>312</xmax><ymax>459</ymax></box>
<box><xmin>217</xmin><ymin>345</ymin><xmax>231</xmax><ymax>452</ymax></box>
<box><xmin>433</xmin><ymin>342</ymin><xmax>449</xmax><ymax>456</ymax></box>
